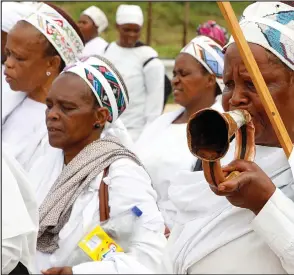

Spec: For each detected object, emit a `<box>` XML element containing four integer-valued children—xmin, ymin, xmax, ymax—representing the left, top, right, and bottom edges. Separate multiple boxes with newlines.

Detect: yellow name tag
<box><xmin>78</xmin><ymin>225</ymin><xmax>124</xmax><ymax>261</ymax></box>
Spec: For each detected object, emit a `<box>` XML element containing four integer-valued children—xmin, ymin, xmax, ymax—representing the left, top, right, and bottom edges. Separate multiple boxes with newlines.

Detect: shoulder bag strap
<box><xmin>99</xmin><ymin>167</ymin><xmax>110</xmax><ymax>222</ymax></box>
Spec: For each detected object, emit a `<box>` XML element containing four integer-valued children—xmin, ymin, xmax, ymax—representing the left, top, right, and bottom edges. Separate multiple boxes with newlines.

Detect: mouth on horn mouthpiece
<box><xmin>187</xmin><ymin>109</ymin><xmax>231</xmax><ymax>161</ymax></box>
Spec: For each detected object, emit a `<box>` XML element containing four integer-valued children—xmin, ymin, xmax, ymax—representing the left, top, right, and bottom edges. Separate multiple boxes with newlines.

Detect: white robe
<box><xmin>2</xmin><ymin>146</ymin><xmax>38</xmax><ymax>274</ymax></box>
<box><xmin>2</xmin><ymin>86</ymin><xmax>48</xmax><ymax>171</ymax></box>
<box><xmin>103</xmin><ymin>42</ymin><xmax>165</xmax><ymax>142</ymax></box>
<box><xmin>28</xmin><ymin>146</ymin><xmax>167</xmax><ymax>273</ymax></box>
<box><xmin>82</xmin><ymin>37</ymin><xmax>108</xmax><ymax>57</ymax></box>
<box><xmin>162</xmin><ymin>145</ymin><xmax>294</xmax><ymax>274</ymax></box>
<box><xmin>135</xmin><ymin>97</ymin><xmax>223</xmax><ymax>230</ymax></box>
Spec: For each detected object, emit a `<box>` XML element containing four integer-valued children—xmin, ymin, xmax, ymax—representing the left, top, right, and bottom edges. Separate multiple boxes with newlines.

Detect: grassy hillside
<box><xmin>55</xmin><ymin>1</ymin><xmax>250</xmax><ymax>58</ymax></box>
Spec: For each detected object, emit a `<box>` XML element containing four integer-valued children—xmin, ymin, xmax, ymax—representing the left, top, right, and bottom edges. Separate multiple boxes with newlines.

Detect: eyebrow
<box><xmin>58</xmin><ymin>99</ymin><xmax>79</xmax><ymax>106</ymax></box>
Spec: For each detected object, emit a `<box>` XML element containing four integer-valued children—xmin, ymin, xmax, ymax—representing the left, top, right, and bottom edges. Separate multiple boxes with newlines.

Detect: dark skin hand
<box><xmin>209</xmin><ymin>159</ymin><xmax>276</xmax><ymax>215</ymax></box>
<box><xmin>42</xmin><ymin>267</ymin><xmax>73</xmax><ymax>275</ymax></box>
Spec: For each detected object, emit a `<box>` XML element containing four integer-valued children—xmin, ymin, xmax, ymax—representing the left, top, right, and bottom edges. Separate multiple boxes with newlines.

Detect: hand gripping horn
<box><xmin>187</xmin><ymin>108</ymin><xmax>256</xmax><ymax>186</ymax></box>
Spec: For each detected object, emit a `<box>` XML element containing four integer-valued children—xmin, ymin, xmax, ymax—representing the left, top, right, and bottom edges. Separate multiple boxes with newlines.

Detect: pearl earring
<box><xmin>46</xmin><ymin>71</ymin><xmax>51</xmax><ymax>76</ymax></box>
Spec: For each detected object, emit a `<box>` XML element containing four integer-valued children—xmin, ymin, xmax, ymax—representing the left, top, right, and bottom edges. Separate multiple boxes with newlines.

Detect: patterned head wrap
<box><xmin>23</xmin><ymin>3</ymin><xmax>84</xmax><ymax>65</ymax></box>
<box><xmin>181</xmin><ymin>35</ymin><xmax>225</xmax><ymax>91</ymax></box>
<box><xmin>225</xmin><ymin>2</ymin><xmax>294</xmax><ymax>71</ymax></box>
<box><xmin>63</xmin><ymin>55</ymin><xmax>129</xmax><ymax>123</ymax></box>
<box><xmin>196</xmin><ymin>20</ymin><xmax>229</xmax><ymax>46</ymax></box>
<box><xmin>82</xmin><ymin>6</ymin><xmax>108</xmax><ymax>33</ymax></box>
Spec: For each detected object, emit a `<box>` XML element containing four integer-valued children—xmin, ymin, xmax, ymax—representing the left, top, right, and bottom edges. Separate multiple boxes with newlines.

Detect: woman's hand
<box><xmin>209</xmin><ymin>159</ymin><xmax>276</xmax><ymax>215</ymax></box>
<box><xmin>42</xmin><ymin>267</ymin><xmax>73</xmax><ymax>275</ymax></box>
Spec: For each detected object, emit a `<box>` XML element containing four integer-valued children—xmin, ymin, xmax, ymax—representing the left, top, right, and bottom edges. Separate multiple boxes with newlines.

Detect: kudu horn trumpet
<box><xmin>187</xmin><ymin>109</ymin><xmax>255</xmax><ymax>186</ymax></box>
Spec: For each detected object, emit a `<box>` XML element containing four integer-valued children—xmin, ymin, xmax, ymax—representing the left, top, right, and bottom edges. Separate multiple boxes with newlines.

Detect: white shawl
<box><xmin>164</xmin><ymin>145</ymin><xmax>294</xmax><ymax>274</ymax></box>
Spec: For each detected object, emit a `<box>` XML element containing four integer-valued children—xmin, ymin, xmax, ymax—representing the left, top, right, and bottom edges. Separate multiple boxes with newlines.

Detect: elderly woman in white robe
<box><xmin>78</xmin><ymin>6</ymin><xmax>109</xmax><ymax>56</ymax></box>
<box><xmin>163</xmin><ymin>2</ymin><xmax>294</xmax><ymax>274</ymax></box>
<box><xmin>135</xmin><ymin>36</ymin><xmax>224</xmax><ymax>232</ymax></box>
<box><xmin>2</xmin><ymin>2</ymin><xmax>85</xmax><ymax>171</ymax></box>
<box><xmin>27</xmin><ymin>55</ymin><xmax>166</xmax><ymax>274</ymax></box>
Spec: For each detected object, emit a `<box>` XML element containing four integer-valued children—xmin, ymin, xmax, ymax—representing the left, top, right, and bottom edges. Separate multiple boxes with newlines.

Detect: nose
<box><xmin>128</xmin><ymin>31</ymin><xmax>137</xmax><ymax>38</ymax></box>
<box><xmin>46</xmin><ymin>106</ymin><xmax>60</xmax><ymax>121</ymax></box>
<box><xmin>229</xmin><ymin>84</ymin><xmax>250</xmax><ymax>108</ymax></box>
<box><xmin>4</xmin><ymin>56</ymin><xmax>14</xmax><ymax>69</ymax></box>
<box><xmin>171</xmin><ymin>74</ymin><xmax>180</xmax><ymax>87</ymax></box>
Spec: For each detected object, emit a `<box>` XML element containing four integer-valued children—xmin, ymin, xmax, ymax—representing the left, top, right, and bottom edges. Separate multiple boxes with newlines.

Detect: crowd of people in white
<box><xmin>1</xmin><ymin>1</ymin><xmax>294</xmax><ymax>274</ymax></box>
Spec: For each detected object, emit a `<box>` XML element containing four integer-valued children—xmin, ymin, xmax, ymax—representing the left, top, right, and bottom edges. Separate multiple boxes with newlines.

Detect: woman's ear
<box><xmin>47</xmin><ymin>55</ymin><xmax>62</xmax><ymax>75</ymax></box>
<box><xmin>206</xmin><ymin>74</ymin><xmax>216</xmax><ymax>89</ymax></box>
<box><xmin>94</xmin><ymin>107</ymin><xmax>110</xmax><ymax>128</ymax></box>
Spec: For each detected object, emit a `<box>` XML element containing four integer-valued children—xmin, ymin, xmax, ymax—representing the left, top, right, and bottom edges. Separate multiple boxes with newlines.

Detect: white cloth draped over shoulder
<box><xmin>28</xmin><ymin>146</ymin><xmax>166</xmax><ymax>273</ymax></box>
<box><xmin>162</xmin><ymin>144</ymin><xmax>294</xmax><ymax>274</ymax></box>
<box><xmin>82</xmin><ymin>37</ymin><xmax>108</xmax><ymax>57</ymax></box>
<box><xmin>103</xmin><ymin>42</ymin><xmax>165</xmax><ymax>142</ymax></box>
<box><xmin>135</xmin><ymin>96</ymin><xmax>223</xmax><ymax>230</ymax></box>
<box><xmin>2</xmin><ymin>146</ymin><xmax>38</xmax><ymax>274</ymax></box>
<box><xmin>2</xmin><ymin>89</ymin><xmax>48</xmax><ymax>171</ymax></box>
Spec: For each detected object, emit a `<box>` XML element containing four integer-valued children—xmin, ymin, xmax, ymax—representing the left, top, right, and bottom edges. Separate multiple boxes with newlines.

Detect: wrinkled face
<box><xmin>78</xmin><ymin>14</ymin><xmax>97</xmax><ymax>43</ymax></box>
<box><xmin>45</xmin><ymin>73</ymin><xmax>105</xmax><ymax>151</ymax></box>
<box><xmin>117</xmin><ymin>23</ymin><xmax>141</xmax><ymax>48</ymax></box>
<box><xmin>172</xmin><ymin>53</ymin><xmax>212</xmax><ymax>107</ymax></box>
<box><xmin>4</xmin><ymin>22</ymin><xmax>57</xmax><ymax>93</ymax></box>
<box><xmin>222</xmin><ymin>43</ymin><xmax>294</xmax><ymax>146</ymax></box>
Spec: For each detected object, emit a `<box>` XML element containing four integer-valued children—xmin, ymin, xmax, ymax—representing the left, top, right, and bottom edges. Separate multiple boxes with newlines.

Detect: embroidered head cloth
<box><xmin>116</xmin><ymin>4</ymin><xmax>144</xmax><ymax>27</ymax></box>
<box><xmin>2</xmin><ymin>2</ymin><xmax>35</xmax><ymax>33</ymax></box>
<box><xmin>181</xmin><ymin>35</ymin><xmax>225</xmax><ymax>91</ymax></box>
<box><xmin>63</xmin><ymin>55</ymin><xmax>129</xmax><ymax>123</ymax></box>
<box><xmin>225</xmin><ymin>2</ymin><xmax>294</xmax><ymax>71</ymax></box>
<box><xmin>82</xmin><ymin>6</ymin><xmax>108</xmax><ymax>33</ymax></box>
<box><xmin>23</xmin><ymin>2</ymin><xmax>84</xmax><ymax>65</ymax></box>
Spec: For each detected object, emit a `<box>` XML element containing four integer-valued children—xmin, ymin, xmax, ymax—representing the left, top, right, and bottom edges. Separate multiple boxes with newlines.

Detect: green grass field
<box><xmin>54</xmin><ymin>1</ymin><xmax>250</xmax><ymax>58</ymax></box>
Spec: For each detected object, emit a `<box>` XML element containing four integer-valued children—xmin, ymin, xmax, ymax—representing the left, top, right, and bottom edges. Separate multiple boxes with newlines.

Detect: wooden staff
<box><xmin>217</xmin><ymin>2</ymin><xmax>293</xmax><ymax>158</ymax></box>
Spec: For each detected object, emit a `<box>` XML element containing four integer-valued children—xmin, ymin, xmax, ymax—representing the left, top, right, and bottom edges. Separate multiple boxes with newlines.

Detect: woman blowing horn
<box><xmin>162</xmin><ymin>2</ymin><xmax>294</xmax><ymax>274</ymax></box>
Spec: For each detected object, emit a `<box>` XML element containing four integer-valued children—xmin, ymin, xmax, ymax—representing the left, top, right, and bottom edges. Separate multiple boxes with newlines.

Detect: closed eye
<box><xmin>224</xmin><ymin>80</ymin><xmax>234</xmax><ymax>92</ymax></box>
<box><xmin>245</xmin><ymin>81</ymin><xmax>256</xmax><ymax>91</ymax></box>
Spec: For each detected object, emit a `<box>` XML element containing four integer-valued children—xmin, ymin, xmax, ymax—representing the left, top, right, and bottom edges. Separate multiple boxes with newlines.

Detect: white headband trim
<box><xmin>64</xmin><ymin>62</ymin><xmax>119</xmax><ymax>122</ymax></box>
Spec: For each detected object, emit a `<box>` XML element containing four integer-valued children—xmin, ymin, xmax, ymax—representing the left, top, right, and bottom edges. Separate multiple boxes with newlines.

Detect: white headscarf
<box><xmin>116</xmin><ymin>4</ymin><xmax>144</xmax><ymax>27</ymax></box>
<box><xmin>23</xmin><ymin>2</ymin><xmax>84</xmax><ymax>65</ymax></box>
<box><xmin>181</xmin><ymin>35</ymin><xmax>225</xmax><ymax>91</ymax></box>
<box><xmin>82</xmin><ymin>6</ymin><xmax>108</xmax><ymax>33</ymax></box>
<box><xmin>1</xmin><ymin>2</ymin><xmax>35</xmax><ymax>33</ymax></box>
<box><xmin>225</xmin><ymin>2</ymin><xmax>294</xmax><ymax>71</ymax></box>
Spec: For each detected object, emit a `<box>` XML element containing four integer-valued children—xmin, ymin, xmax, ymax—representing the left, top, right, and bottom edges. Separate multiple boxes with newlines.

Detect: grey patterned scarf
<box><xmin>37</xmin><ymin>136</ymin><xmax>142</xmax><ymax>254</ymax></box>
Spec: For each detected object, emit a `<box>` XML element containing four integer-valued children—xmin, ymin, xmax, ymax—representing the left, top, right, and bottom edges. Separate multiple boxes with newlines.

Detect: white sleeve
<box><xmin>72</xmin><ymin>159</ymin><xmax>167</xmax><ymax>274</ymax></box>
<box><xmin>2</xmin><ymin>236</ymin><xmax>23</xmax><ymax>274</ymax></box>
<box><xmin>143</xmin><ymin>58</ymin><xmax>165</xmax><ymax>126</ymax></box>
<box><xmin>252</xmin><ymin>188</ymin><xmax>294</xmax><ymax>274</ymax></box>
